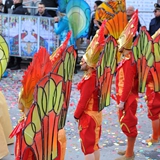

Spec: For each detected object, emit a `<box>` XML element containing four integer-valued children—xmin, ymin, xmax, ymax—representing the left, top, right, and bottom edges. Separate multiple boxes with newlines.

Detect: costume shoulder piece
<box><xmin>150</xmin><ymin>29</ymin><xmax>160</xmax><ymax>92</ymax></box>
<box><xmin>118</xmin><ymin>10</ymin><xmax>139</xmax><ymax>50</ymax></box>
<box><xmin>97</xmin><ymin>35</ymin><xmax>118</xmax><ymax>111</ymax></box>
<box><xmin>132</xmin><ymin>26</ymin><xmax>154</xmax><ymax>93</ymax></box>
<box><xmin>83</xmin><ymin>20</ymin><xmax>106</xmax><ymax>68</ymax></box>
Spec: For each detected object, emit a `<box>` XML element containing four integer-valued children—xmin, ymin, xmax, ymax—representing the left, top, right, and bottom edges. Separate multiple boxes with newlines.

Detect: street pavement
<box><xmin>1</xmin><ymin>69</ymin><xmax>160</xmax><ymax>160</ymax></box>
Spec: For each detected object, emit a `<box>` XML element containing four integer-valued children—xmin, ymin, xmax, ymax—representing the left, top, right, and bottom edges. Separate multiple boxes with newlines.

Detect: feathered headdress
<box><xmin>117</xmin><ymin>10</ymin><xmax>139</xmax><ymax>50</ymax></box>
<box><xmin>19</xmin><ymin>47</ymin><xmax>53</xmax><ymax>110</ymax></box>
<box><xmin>83</xmin><ymin>21</ymin><xmax>106</xmax><ymax>68</ymax></box>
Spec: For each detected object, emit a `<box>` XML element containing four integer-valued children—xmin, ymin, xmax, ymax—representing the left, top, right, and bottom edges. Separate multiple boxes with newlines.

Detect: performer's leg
<box><xmin>94</xmin><ymin>150</ymin><xmax>100</xmax><ymax>160</ymax></box>
<box><xmin>125</xmin><ymin>137</ymin><xmax>136</xmax><ymax>157</ymax></box>
<box><xmin>115</xmin><ymin>137</ymin><xmax>135</xmax><ymax>160</ymax></box>
<box><xmin>85</xmin><ymin>153</ymin><xmax>95</xmax><ymax>160</ymax></box>
<box><xmin>152</xmin><ymin>119</ymin><xmax>159</xmax><ymax>140</ymax></box>
<box><xmin>142</xmin><ymin>119</ymin><xmax>160</xmax><ymax>144</ymax></box>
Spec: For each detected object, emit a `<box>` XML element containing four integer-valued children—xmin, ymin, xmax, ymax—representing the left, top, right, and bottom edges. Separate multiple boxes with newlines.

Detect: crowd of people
<box><xmin>0</xmin><ymin>0</ymin><xmax>160</xmax><ymax>160</ymax></box>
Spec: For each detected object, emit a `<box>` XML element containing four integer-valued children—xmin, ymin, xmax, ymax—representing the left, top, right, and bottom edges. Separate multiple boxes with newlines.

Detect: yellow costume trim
<box><xmin>120</xmin><ymin>123</ymin><xmax>131</xmax><ymax>133</ymax></box>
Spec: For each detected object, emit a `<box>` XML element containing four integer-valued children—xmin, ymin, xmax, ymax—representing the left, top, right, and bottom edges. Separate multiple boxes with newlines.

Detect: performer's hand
<box><xmin>54</xmin><ymin>17</ymin><xmax>59</xmax><ymax>22</ymax></box>
<box><xmin>117</xmin><ymin>101</ymin><xmax>125</xmax><ymax>110</ymax></box>
<box><xmin>74</xmin><ymin>117</ymin><xmax>79</xmax><ymax>123</ymax></box>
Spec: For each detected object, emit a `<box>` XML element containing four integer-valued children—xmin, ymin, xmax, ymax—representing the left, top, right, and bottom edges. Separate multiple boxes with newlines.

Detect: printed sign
<box><xmin>1</xmin><ymin>14</ymin><xmax>59</xmax><ymax>57</ymax></box>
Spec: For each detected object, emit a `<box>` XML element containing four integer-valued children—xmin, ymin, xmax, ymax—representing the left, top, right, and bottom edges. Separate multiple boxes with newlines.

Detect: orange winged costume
<box><xmin>10</xmin><ymin>32</ymin><xmax>77</xmax><ymax>160</ymax></box>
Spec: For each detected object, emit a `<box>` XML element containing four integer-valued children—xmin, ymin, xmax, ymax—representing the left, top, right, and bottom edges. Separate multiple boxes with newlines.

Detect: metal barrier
<box><xmin>0</xmin><ymin>13</ymin><xmax>59</xmax><ymax>58</ymax></box>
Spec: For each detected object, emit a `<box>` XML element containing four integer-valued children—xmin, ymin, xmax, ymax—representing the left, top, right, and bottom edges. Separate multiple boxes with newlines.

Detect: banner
<box><xmin>0</xmin><ymin>14</ymin><xmax>59</xmax><ymax>57</ymax></box>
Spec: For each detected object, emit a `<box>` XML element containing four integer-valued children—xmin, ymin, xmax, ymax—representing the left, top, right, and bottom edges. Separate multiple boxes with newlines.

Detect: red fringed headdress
<box><xmin>19</xmin><ymin>47</ymin><xmax>53</xmax><ymax>110</ymax></box>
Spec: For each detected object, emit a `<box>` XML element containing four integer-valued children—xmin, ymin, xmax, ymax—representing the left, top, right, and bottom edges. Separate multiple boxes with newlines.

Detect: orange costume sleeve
<box><xmin>120</xmin><ymin>58</ymin><xmax>138</xmax><ymax>102</ymax></box>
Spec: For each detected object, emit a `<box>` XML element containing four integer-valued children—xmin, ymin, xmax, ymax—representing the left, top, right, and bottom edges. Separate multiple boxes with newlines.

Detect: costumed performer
<box><xmin>142</xmin><ymin>28</ymin><xmax>160</xmax><ymax>145</ymax></box>
<box><xmin>10</xmin><ymin>32</ymin><xmax>74</xmax><ymax>160</ymax></box>
<box><xmin>9</xmin><ymin>47</ymin><xmax>53</xmax><ymax>159</ymax></box>
<box><xmin>74</xmin><ymin>21</ymin><xmax>106</xmax><ymax>160</ymax></box>
<box><xmin>143</xmin><ymin>2</ymin><xmax>160</xmax><ymax>145</ymax></box>
<box><xmin>115</xmin><ymin>11</ymin><xmax>139</xmax><ymax>160</ymax></box>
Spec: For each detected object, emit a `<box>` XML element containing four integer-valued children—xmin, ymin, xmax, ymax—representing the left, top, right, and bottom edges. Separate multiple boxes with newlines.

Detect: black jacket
<box><xmin>12</xmin><ymin>3</ymin><xmax>29</xmax><ymax>15</ymax></box>
<box><xmin>42</xmin><ymin>0</ymin><xmax>58</xmax><ymax>7</ymax></box>
<box><xmin>149</xmin><ymin>16</ymin><xmax>160</xmax><ymax>36</ymax></box>
<box><xmin>41</xmin><ymin>0</ymin><xmax>58</xmax><ymax>17</ymax></box>
<box><xmin>34</xmin><ymin>10</ymin><xmax>51</xmax><ymax>17</ymax></box>
<box><xmin>87</xmin><ymin>13</ymin><xmax>101</xmax><ymax>40</ymax></box>
<box><xmin>4</xmin><ymin>0</ymin><xmax>13</xmax><ymax>13</ymax></box>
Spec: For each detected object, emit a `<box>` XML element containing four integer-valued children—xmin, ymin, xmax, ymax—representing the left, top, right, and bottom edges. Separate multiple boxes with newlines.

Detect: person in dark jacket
<box><xmin>41</xmin><ymin>0</ymin><xmax>58</xmax><ymax>17</ymax></box>
<box><xmin>35</xmin><ymin>2</ymin><xmax>51</xmax><ymax>17</ymax></box>
<box><xmin>8</xmin><ymin>0</ymin><xmax>29</xmax><ymax>70</ymax></box>
<box><xmin>149</xmin><ymin>3</ymin><xmax>160</xmax><ymax>36</ymax></box>
<box><xmin>86</xmin><ymin>1</ymin><xmax>102</xmax><ymax>44</ymax></box>
<box><xmin>0</xmin><ymin>1</ymin><xmax>3</xmax><ymax>12</ymax></box>
<box><xmin>12</xmin><ymin>0</ymin><xmax>29</xmax><ymax>15</ymax></box>
<box><xmin>3</xmin><ymin>0</ymin><xmax>13</xmax><ymax>13</ymax></box>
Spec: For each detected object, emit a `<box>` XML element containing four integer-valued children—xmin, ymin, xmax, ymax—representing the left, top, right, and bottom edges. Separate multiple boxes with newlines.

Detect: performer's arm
<box><xmin>74</xmin><ymin>76</ymin><xmax>96</xmax><ymax>119</ymax></box>
<box><xmin>120</xmin><ymin>60</ymin><xmax>137</xmax><ymax>102</ymax></box>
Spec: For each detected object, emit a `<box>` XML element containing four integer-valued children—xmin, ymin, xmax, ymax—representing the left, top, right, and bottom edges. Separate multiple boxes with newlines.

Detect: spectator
<box><xmin>54</xmin><ymin>13</ymin><xmax>71</xmax><ymax>45</ymax></box>
<box><xmin>3</xmin><ymin>0</ymin><xmax>13</xmax><ymax>13</ymax></box>
<box><xmin>149</xmin><ymin>3</ymin><xmax>160</xmax><ymax>36</ymax></box>
<box><xmin>41</xmin><ymin>0</ymin><xmax>58</xmax><ymax>17</ymax></box>
<box><xmin>8</xmin><ymin>0</ymin><xmax>29</xmax><ymax>70</ymax></box>
<box><xmin>87</xmin><ymin>0</ymin><xmax>102</xmax><ymax>44</ymax></box>
<box><xmin>12</xmin><ymin>0</ymin><xmax>29</xmax><ymax>15</ymax></box>
<box><xmin>54</xmin><ymin>12</ymin><xmax>78</xmax><ymax>74</ymax></box>
<box><xmin>0</xmin><ymin>2</ymin><xmax>4</xmax><ymax>12</ymax></box>
<box><xmin>35</xmin><ymin>2</ymin><xmax>51</xmax><ymax>17</ymax></box>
